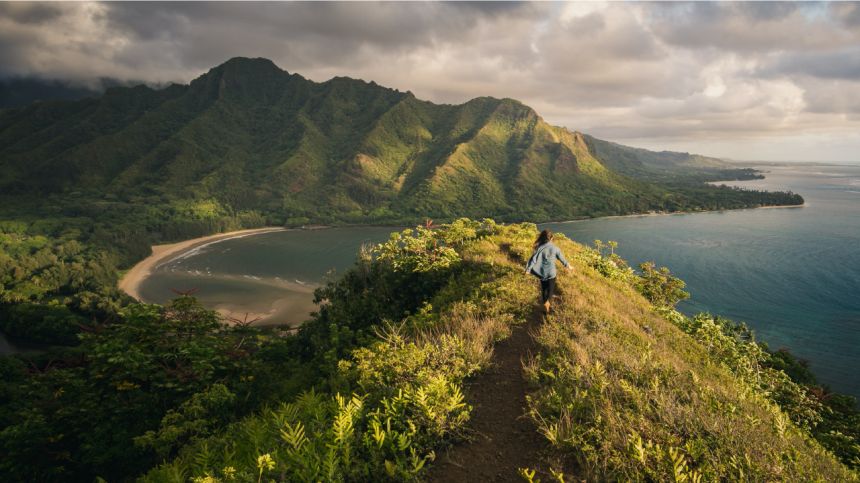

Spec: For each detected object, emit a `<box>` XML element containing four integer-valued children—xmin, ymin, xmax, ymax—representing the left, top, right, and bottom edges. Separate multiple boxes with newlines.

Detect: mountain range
<box><xmin>0</xmin><ymin>57</ymin><xmax>796</xmax><ymax>225</ymax></box>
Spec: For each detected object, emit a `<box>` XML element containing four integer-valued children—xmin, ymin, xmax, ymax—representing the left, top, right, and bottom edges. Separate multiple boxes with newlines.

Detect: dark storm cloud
<box><xmin>98</xmin><ymin>2</ymin><xmax>542</xmax><ymax>73</ymax></box>
<box><xmin>0</xmin><ymin>2</ymin><xmax>546</xmax><ymax>84</ymax></box>
<box><xmin>0</xmin><ymin>2</ymin><xmax>64</xmax><ymax>24</ymax></box>
<box><xmin>647</xmin><ymin>2</ymin><xmax>845</xmax><ymax>52</ymax></box>
<box><xmin>761</xmin><ymin>48</ymin><xmax>860</xmax><ymax>81</ymax></box>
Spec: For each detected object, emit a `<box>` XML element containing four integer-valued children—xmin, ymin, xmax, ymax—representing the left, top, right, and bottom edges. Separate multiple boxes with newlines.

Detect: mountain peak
<box><xmin>215</xmin><ymin>57</ymin><xmax>284</xmax><ymax>74</ymax></box>
<box><xmin>191</xmin><ymin>57</ymin><xmax>289</xmax><ymax>84</ymax></box>
<box><xmin>0</xmin><ymin>56</ymin><xmax>780</xmax><ymax>224</ymax></box>
<box><xmin>189</xmin><ymin>57</ymin><xmax>293</xmax><ymax>102</ymax></box>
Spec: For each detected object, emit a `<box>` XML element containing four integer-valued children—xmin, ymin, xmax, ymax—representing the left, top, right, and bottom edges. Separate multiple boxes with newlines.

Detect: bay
<box><xmin>137</xmin><ymin>226</ymin><xmax>396</xmax><ymax>325</ymax></box>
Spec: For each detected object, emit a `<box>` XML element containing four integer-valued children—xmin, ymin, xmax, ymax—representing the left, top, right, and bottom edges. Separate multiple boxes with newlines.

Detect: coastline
<box><xmin>118</xmin><ymin>227</ymin><xmax>288</xmax><ymax>303</ymax></box>
<box><xmin>119</xmin><ymin>203</ymin><xmax>805</xmax><ymax>298</ymax></box>
<box><xmin>117</xmin><ymin>199</ymin><xmax>805</xmax><ymax>326</ymax></box>
<box><xmin>540</xmin><ymin>202</ymin><xmax>806</xmax><ymax>225</ymax></box>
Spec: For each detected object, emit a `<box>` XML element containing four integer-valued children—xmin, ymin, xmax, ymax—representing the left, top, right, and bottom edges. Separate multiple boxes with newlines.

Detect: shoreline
<box><xmin>118</xmin><ymin>227</ymin><xmax>288</xmax><ymax>302</ymax></box>
<box><xmin>119</xmin><ymin>203</ymin><xmax>806</xmax><ymax>296</ymax></box>
<box><xmin>539</xmin><ymin>203</ymin><xmax>806</xmax><ymax>225</ymax></box>
<box><xmin>117</xmin><ymin>200</ymin><xmax>805</xmax><ymax>326</ymax></box>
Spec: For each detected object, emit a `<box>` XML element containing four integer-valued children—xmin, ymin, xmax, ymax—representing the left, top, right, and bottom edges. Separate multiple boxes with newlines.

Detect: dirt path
<box><xmin>427</xmin><ymin>307</ymin><xmax>547</xmax><ymax>482</ymax></box>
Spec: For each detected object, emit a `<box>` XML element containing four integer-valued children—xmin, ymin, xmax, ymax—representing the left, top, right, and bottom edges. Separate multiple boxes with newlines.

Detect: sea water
<box><xmin>544</xmin><ymin>163</ymin><xmax>860</xmax><ymax>397</ymax></box>
<box><xmin>136</xmin><ymin>226</ymin><xmax>396</xmax><ymax>325</ymax></box>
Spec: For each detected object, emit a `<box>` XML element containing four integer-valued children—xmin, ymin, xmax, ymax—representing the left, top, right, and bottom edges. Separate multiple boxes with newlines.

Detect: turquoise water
<box><xmin>544</xmin><ymin>164</ymin><xmax>860</xmax><ymax>397</ymax></box>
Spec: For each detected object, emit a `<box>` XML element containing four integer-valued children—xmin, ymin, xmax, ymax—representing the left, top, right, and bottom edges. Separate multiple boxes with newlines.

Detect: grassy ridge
<box><xmin>0</xmin><ymin>56</ymin><xmax>828</xmax><ymax>481</ymax></box>
<box><xmin>1</xmin><ymin>220</ymin><xmax>855</xmax><ymax>481</ymax></box>
<box><xmin>0</xmin><ymin>57</ymin><xmax>802</xmax><ymax>351</ymax></box>
<box><xmin>522</xmin><ymin>237</ymin><xmax>856</xmax><ymax>480</ymax></box>
<box><xmin>138</xmin><ymin>221</ymin><xmax>855</xmax><ymax>482</ymax></box>
<box><xmin>0</xmin><ymin>57</ymin><xmax>802</xmax><ymax>347</ymax></box>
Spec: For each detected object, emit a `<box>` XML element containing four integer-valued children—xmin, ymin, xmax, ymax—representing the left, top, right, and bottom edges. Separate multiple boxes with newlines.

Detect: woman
<box><xmin>525</xmin><ymin>229</ymin><xmax>571</xmax><ymax>314</ymax></box>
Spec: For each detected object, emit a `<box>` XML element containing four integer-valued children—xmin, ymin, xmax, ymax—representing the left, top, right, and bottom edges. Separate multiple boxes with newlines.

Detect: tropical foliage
<box><xmin>0</xmin><ymin>57</ymin><xmax>802</xmax><ymax>352</ymax></box>
<box><xmin>3</xmin><ymin>56</ymin><xmax>851</xmax><ymax>483</ymax></box>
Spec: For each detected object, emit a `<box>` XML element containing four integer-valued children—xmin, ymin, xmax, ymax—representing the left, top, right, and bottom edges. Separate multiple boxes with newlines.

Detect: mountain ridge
<box><xmin>0</xmin><ymin>57</ymin><xmax>798</xmax><ymax>226</ymax></box>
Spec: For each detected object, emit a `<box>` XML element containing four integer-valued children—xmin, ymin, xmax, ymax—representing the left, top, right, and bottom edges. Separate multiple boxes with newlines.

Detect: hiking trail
<box><xmin>427</xmin><ymin>306</ymin><xmax>548</xmax><ymax>482</ymax></box>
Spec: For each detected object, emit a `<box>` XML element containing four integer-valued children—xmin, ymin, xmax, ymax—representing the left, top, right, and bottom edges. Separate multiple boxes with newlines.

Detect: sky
<box><xmin>1</xmin><ymin>1</ymin><xmax>859</xmax><ymax>163</ymax></box>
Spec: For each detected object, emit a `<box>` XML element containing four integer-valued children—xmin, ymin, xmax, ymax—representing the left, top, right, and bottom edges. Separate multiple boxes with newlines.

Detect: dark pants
<box><xmin>540</xmin><ymin>277</ymin><xmax>556</xmax><ymax>303</ymax></box>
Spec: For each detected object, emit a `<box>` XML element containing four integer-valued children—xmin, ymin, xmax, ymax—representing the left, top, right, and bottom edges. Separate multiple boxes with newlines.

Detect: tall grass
<box><xmin>524</xmin><ymin>235</ymin><xmax>857</xmax><ymax>481</ymax></box>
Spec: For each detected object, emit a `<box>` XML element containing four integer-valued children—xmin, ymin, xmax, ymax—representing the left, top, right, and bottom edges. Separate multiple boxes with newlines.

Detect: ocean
<box><xmin>544</xmin><ymin>163</ymin><xmax>860</xmax><ymax>396</ymax></box>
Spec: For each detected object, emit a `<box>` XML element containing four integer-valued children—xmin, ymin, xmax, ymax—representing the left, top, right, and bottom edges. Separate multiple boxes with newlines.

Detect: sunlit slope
<box><xmin>519</xmin><ymin>234</ymin><xmax>854</xmax><ymax>480</ymax></box>
<box><xmin>582</xmin><ymin>133</ymin><xmax>752</xmax><ymax>182</ymax></box>
<box><xmin>0</xmin><ymin>57</ymin><xmax>793</xmax><ymax>224</ymax></box>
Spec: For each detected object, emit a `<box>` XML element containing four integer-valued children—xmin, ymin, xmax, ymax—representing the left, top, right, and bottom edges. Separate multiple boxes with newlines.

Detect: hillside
<box><xmin>1</xmin><ymin>220</ymin><xmax>857</xmax><ymax>481</ymax></box>
<box><xmin>0</xmin><ymin>57</ymin><xmax>799</xmax><ymax>226</ymax></box>
<box><xmin>0</xmin><ymin>57</ymin><xmax>805</xmax><ymax>358</ymax></box>
<box><xmin>583</xmin><ymin>134</ymin><xmax>763</xmax><ymax>182</ymax></box>
<box><xmin>0</xmin><ymin>58</ymin><xmax>836</xmax><ymax>481</ymax></box>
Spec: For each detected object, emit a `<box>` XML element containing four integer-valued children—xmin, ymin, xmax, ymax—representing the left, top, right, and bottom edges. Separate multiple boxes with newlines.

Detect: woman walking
<box><xmin>525</xmin><ymin>229</ymin><xmax>571</xmax><ymax>314</ymax></box>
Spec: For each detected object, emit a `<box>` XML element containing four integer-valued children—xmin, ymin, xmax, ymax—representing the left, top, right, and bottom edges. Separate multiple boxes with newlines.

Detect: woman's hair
<box><xmin>534</xmin><ymin>229</ymin><xmax>553</xmax><ymax>248</ymax></box>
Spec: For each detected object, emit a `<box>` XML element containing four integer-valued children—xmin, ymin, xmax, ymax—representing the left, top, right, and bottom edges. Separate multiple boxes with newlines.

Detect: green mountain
<box><xmin>0</xmin><ymin>57</ymin><xmax>804</xmax><ymax>349</ymax></box>
<box><xmin>583</xmin><ymin>134</ymin><xmax>760</xmax><ymax>182</ymax></box>
<box><xmin>0</xmin><ymin>57</ymin><xmax>798</xmax><ymax>225</ymax></box>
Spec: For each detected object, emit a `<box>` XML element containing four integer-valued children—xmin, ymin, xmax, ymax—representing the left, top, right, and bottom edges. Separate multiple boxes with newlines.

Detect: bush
<box><xmin>636</xmin><ymin>261</ymin><xmax>689</xmax><ymax>308</ymax></box>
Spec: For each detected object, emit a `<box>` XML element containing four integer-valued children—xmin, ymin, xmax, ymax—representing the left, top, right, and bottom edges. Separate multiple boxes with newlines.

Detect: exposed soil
<box><xmin>427</xmin><ymin>307</ymin><xmax>547</xmax><ymax>482</ymax></box>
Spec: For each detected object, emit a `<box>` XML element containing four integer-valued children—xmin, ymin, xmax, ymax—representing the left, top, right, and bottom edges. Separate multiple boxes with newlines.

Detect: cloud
<box><xmin>801</xmin><ymin>79</ymin><xmax>860</xmax><ymax>114</ymax></box>
<box><xmin>646</xmin><ymin>2</ymin><xmax>857</xmax><ymax>53</ymax></box>
<box><xmin>0</xmin><ymin>1</ymin><xmax>858</xmax><ymax>162</ymax></box>
<box><xmin>760</xmin><ymin>48</ymin><xmax>860</xmax><ymax>81</ymax></box>
<box><xmin>0</xmin><ymin>2</ymin><xmax>65</xmax><ymax>24</ymax></box>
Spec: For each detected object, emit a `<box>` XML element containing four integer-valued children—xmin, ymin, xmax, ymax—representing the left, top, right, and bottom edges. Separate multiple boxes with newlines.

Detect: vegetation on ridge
<box><xmin>525</xmin><ymin>238</ymin><xmax>859</xmax><ymax>480</ymax></box>
<box><xmin>1</xmin><ymin>56</ymin><xmax>838</xmax><ymax>481</ymax></box>
<box><xmin>1</xmin><ymin>219</ymin><xmax>856</xmax><ymax>481</ymax></box>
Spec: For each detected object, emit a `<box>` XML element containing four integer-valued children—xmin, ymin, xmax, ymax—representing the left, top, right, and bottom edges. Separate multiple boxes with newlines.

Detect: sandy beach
<box><xmin>118</xmin><ymin>227</ymin><xmax>288</xmax><ymax>302</ymax></box>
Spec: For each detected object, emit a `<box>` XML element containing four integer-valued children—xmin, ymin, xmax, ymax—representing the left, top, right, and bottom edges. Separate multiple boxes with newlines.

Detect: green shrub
<box><xmin>636</xmin><ymin>262</ymin><xmax>689</xmax><ymax>308</ymax></box>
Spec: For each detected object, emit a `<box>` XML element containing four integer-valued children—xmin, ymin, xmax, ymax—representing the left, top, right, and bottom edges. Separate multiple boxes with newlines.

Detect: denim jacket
<box><xmin>525</xmin><ymin>242</ymin><xmax>570</xmax><ymax>281</ymax></box>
